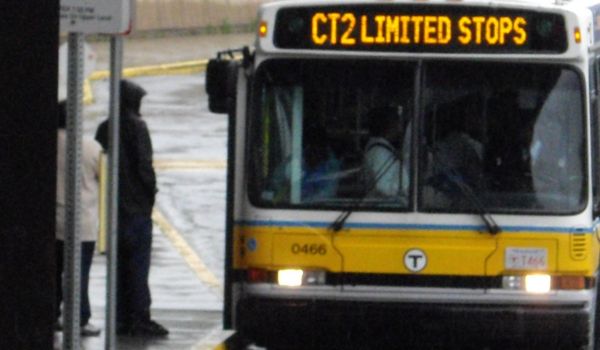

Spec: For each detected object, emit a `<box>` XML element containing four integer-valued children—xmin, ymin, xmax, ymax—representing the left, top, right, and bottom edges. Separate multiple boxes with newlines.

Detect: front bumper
<box><xmin>236</xmin><ymin>284</ymin><xmax>594</xmax><ymax>348</ymax></box>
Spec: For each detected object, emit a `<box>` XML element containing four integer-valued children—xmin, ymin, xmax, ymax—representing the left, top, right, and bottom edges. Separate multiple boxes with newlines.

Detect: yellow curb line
<box><xmin>189</xmin><ymin>328</ymin><xmax>235</xmax><ymax>350</ymax></box>
<box><xmin>83</xmin><ymin>78</ymin><xmax>94</xmax><ymax>105</ymax></box>
<box><xmin>89</xmin><ymin>59</ymin><xmax>209</xmax><ymax>81</ymax></box>
<box><xmin>153</xmin><ymin>159</ymin><xmax>227</xmax><ymax>170</ymax></box>
<box><xmin>152</xmin><ymin>208</ymin><xmax>223</xmax><ymax>296</ymax></box>
<box><xmin>84</xmin><ymin>59</ymin><xmax>209</xmax><ymax>106</ymax></box>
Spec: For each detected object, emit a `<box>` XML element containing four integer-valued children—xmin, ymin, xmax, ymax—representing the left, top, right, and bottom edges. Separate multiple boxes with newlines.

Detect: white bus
<box><xmin>207</xmin><ymin>0</ymin><xmax>600</xmax><ymax>348</ymax></box>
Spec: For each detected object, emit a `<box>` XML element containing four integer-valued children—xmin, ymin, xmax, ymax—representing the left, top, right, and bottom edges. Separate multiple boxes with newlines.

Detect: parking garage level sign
<box><xmin>60</xmin><ymin>0</ymin><xmax>132</xmax><ymax>34</ymax></box>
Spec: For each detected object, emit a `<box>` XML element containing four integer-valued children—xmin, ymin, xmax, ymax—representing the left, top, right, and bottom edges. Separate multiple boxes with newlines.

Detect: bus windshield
<box><xmin>249</xmin><ymin>60</ymin><xmax>585</xmax><ymax>214</ymax></box>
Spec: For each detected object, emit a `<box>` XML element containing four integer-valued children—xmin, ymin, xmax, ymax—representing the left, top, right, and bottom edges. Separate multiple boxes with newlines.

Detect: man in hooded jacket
<box><xmin>95</xmin><ymin>79</ymin><xmax>168</xmax><ymax>337</ymax></box>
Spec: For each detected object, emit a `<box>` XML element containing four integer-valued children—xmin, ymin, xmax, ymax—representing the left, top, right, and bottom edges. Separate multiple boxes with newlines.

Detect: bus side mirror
<box><xmin>206</xmin><ymin>59</ymin><xmax>239</xmax><ymax>114</ymax></box>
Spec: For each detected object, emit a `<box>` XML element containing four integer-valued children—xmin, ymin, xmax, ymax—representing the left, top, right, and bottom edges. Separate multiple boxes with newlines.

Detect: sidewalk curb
<box><xmin>85</xmin><ymin>59</ymin><xmax>209</xmax><ymax>105</ymax></box>
<box><xmin>83</xmin><ymin>78</ymin><xmax>94</xmax><ymax>105</ymax></box>
<box><xmin>189</xmin><ymin>328</ymin><xmax>235</xmax><ymax>350</ymax></box>
<box><xmin>89</xmin><ymin>59</ymin><xmax>209</xmax><ymax>81</ymax></box>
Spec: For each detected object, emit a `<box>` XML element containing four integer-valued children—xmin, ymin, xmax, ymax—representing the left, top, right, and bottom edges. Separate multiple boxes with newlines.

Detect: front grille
<box><xmin>327</xmin><ymin>273</ymin><xmax>503</xmax><ymax>289</ymax></box>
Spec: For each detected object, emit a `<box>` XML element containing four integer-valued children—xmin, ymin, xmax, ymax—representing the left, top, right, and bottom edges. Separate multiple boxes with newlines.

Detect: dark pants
<box><xmin>55</xmin><ymin>240</ymin><xmax>96</xmax><ymax>326</ymax></box>
<box><xmin>117</xmin><ymin>214</ymin><xmax>153</xmax><ymax>325</ymax></box>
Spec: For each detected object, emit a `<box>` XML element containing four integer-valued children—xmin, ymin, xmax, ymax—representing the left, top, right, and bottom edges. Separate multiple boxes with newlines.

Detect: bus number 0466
<box><xmin>291</xmin><ymin>243</ymin><xmax>327</xmax><ymax>255</ymax></box>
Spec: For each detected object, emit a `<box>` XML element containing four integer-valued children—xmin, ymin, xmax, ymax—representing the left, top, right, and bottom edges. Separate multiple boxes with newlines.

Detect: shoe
<box><xmin>120</xmin><ymin>319</ymin><xmax>169</xmax><ymax>337</ymax></box>
<box><xmin>80</xmin><ymin>323</ymin><xmax>101</xmax><ymax>337</ymax></box>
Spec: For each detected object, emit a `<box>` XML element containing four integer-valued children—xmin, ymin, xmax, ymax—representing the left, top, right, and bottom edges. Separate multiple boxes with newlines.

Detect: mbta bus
<box><xmin>207</xmin><ymin>0</ymin><xmax>600</xmax><ymax>348</ymax></box>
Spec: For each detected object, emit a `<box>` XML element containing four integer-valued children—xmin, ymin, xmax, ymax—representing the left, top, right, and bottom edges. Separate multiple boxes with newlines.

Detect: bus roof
<box><xmin>258</xmin><ymin>0</ymin><xmax>599</xmax><ymax>57</ymax></box>
<box><xmin>262</xmin><ymin>0</ymin><xmax>600</xmax><ymax>11</ymax></box>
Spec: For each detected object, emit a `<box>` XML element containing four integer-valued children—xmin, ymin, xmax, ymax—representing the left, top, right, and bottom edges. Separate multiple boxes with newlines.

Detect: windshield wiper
<box><xmin>331</xmin><ymin>151</ymin><xmax>501</xmax><ymax>235</ymax></box>
<box><xmin>437</xmin><ymin>169</ymin><xmax>501</xmax><ymax>235</ymax></box>
<box><xmin>330</xmin><ymin>152</ymin><xmax>399</xmax><ymax>233</ymax></box>
<box><xmin>330</xmin><ymin>210</ymin><xmax>353</xmax><ymax>232</ymax></box>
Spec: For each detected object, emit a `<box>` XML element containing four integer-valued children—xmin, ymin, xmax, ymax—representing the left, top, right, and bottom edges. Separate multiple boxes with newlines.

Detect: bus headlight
<box><xmin>502</xmin><ymin>274</ymin><xmax>551</xmax><ymax>293</ymax></box>
<box><xmin>524</xmin><ymin>274</ymin><xmax>551</xmax><ymax>293</ymax></box>
<box><xmin>277</xmin><ymin>269</ymin><xmax>326</xmax><ymax>287</ymax></box>
<box><xmin>278</xmin><ymin>269</ymin><xmax>303</xmax><ymax>287</ymax></box>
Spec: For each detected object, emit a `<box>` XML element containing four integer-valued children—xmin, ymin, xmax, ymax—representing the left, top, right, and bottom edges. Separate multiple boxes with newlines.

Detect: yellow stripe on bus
<box><xmin>234</xmin><ymin>225</ymin><xmax>598</xmax><ymax>277</ymax></box>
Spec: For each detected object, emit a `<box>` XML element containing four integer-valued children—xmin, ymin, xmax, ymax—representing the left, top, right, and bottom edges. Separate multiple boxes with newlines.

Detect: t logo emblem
<box><xmin>404</xmin><ymin>249</ymin><xmax>427</xmax><ymax>272</ymax></box>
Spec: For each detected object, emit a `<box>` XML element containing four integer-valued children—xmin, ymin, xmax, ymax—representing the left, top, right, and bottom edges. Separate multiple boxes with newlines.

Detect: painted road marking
<box><xmin>154</xmin><ymin>159</ymin><xmax>226</xmax><ymax>170</ymax></box>
<box><xmin>152</xmin><ymin>208</ymin><xmax>223</xmax><ymax>297</ymax></box>
<box><xmin>89</xmin><ymin>59</ymin><xmax>209</xmax><ymax>80</ymax></box>
<box><xmin>190</xmin><ymin>328</ymin><xmax>235</xmax><ymax>350</ymax></box>
<box><xmin>152</xmin><ymin>159</ymin><xmax>226</xmax><ymax>349</ymax></box>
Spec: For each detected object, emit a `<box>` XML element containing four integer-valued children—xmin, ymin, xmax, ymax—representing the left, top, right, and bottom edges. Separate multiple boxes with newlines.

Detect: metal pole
<box><xmin>105</xmin><ymin>34</ymin><xmax>122</xmax><ymax>350</ymax></box>
<box><xmin>64</xmin><ymin>32</ymin><xmax>84</xmax><ymax>350</ymax></box>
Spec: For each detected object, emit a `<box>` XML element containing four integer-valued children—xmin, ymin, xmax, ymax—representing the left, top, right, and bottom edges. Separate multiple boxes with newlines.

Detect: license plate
<box><xmin>505</xmin><ymin>247</ymin><xmax>548</xmax><ymax>270</ymax></box>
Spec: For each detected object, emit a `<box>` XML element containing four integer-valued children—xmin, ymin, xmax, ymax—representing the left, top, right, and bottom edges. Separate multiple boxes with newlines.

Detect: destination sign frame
<box><xmin>274</xmin><ymin>5</ymin><xmax>567</xmax><ymax>54</ymax></box>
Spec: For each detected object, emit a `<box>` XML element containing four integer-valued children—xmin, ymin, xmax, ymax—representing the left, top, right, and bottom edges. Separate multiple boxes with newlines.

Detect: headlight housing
<box><xmin>277</xmin><ymin>269</ymin><xmax>326</xmax><ymax>287</ymax></box>
<box><xmin>246</xmin><ymin>268</ymin><xmax>327</xmax><ymax>286</ymax></box>
<box><xmin>503</xmin><ymin>274</ymin><xmax>551</xmax><ymax>293</ymax></box>
<box><xmin>502</xmin><ymin>274</ymin><xmax>588</xmax><ymax>293</ymax></box>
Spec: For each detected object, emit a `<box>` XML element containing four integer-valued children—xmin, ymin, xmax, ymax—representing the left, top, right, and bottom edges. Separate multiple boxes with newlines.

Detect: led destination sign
<box><xmin>274</xmin><ymin>5</ymin><xmax>567</xmax><ymax>53</ymax></box>
<box><xmin>311</xmin><ymin>13</ymin><xmax>527</xmax><ymax>46</ymax></box>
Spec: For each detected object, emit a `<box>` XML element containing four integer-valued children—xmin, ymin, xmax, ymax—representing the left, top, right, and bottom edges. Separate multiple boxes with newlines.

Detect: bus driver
<box><xmin>363</xmin><ymin>106</ymin><xmax>408</xmax><ymax>201</ymax></box>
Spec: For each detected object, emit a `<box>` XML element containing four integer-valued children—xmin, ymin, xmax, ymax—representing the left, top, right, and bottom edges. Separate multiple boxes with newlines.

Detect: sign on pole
<box><xmin>60</xmin><ymin>0</ymin><xmax>132</xmax><ymax>34</ymax></box>
<box><xmin>60</xmin><ymin>1</ymin><xmax>133</xmax><ymax>348</ymax></box>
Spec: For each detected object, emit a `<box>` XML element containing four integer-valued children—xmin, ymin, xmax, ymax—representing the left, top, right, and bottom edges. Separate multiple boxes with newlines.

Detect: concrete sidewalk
<box><xmin>55</xmin><ymin>209</ymin><xmax>227</xmax><ymax>350</ymax></box>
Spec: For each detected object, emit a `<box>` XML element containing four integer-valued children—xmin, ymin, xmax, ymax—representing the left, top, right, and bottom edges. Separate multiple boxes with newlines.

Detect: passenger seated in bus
<box><xmin>427</xmin><ymin>117</ymin><xmax>483</xmax><ymax>202</ymax></box>
<box><xmin>363</xmin><ymin>106</ymin><xmax>408</xmax><ymax>201</ymax></box>
<box><xmin>269</xmin><ymin>126</ymin><xmax>341</xmax><ymax>203</ymax></box>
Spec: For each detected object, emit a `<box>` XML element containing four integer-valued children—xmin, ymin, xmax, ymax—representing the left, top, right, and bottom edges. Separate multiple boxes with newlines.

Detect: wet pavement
<box><xmin>54</xmin><ymin>33</ymin><xmax>252</xmax><ymax>350</ymax></box>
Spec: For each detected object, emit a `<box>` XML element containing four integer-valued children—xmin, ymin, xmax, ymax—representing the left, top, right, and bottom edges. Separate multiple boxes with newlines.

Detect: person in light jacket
<box><xmin>55</xmin><ymin>100</ymin><xmax>102</xmax><ymax>336</ymax></box>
